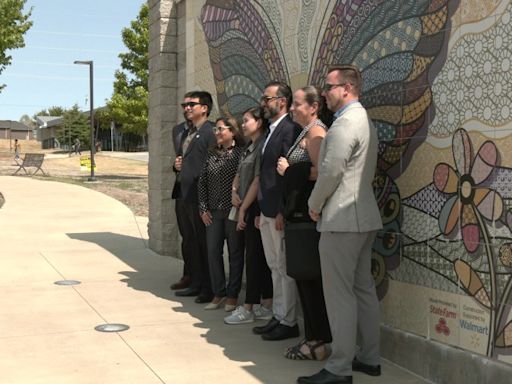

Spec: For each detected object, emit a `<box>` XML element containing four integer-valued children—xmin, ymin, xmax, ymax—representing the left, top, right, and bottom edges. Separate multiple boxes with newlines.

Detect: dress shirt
<box><xmin>262</xmin><ymin>113</ymin><xmax>288</xmax><ymax>154</ymax></box>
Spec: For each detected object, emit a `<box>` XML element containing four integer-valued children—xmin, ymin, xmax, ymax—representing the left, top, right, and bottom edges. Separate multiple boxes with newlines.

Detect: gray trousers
<box><xmin>259</xmin><ymin>214</ymin><xmax>297</xmax><ymax>326</ymax></box>
<box><xmin>319</xmin><ymin>231</ymin><xmax>380</xmax><ymax>376</ymax></box>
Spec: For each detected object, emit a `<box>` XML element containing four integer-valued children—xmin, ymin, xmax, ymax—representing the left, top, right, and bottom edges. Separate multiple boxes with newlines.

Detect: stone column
<box><xmin>148</xmin><ymin>0</ymin><xmax>179</xmax><ymax>256</ymax></box>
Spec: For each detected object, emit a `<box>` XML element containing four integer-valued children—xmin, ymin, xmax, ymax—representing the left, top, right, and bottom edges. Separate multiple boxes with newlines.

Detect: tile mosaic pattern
<box><xmin>430</xmin><ymin>2</ymin><xmax>512</xmax><ymax>138</ymax></box>
<box><xmin>195</xmin><ymin>0</ymin><xmax>512</xmax><ymax>363</ymax></box>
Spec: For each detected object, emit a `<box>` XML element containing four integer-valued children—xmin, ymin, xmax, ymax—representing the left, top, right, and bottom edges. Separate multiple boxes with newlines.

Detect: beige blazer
<box><xmin>308</xmin><ymin>101</ymin><xmax>383</xmax><ymax>233</ymax></box>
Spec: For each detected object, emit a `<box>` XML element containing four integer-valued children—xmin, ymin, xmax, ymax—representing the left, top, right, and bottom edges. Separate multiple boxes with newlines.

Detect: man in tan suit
<box><xmin>298</xmin><ymin>65</ymin><xmax>383</xmax><ymax>384</ymax></box>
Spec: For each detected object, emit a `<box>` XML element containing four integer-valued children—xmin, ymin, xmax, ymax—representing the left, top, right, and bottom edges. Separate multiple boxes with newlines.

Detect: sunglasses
<box><xmin>181</xmin><ymin>101</ymin><xmax>202</xmax><ymax>108</ymax></box>
<box><xmin>260</xmin><ymin>95</ymin><xmax>282</xmax><ymax>103</ymax></box>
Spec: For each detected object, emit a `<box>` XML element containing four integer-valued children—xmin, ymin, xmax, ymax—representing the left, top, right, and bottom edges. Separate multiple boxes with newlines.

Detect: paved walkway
<box><xmin>96</xmin><ymin>150</ymin><xmax>149</xmax><ymax>162</ymax></box>
<box><xmin>0</xmin><ymin>176</ymin><xmax>428</xmax><ymax>384</ymax></box>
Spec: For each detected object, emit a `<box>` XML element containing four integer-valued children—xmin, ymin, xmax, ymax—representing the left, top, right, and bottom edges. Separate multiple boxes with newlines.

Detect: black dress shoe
<box><xmin>252</xmin><ymin>317</ymin><xmax>279</xmax><ymax>335</ymax></box>
<box><xmin>297</xmin><ymin>369</ymin><xmax>352</xmax><ymax>384</ymax></box>
<box><xmin>261</xmin><ymin>323</ymin><xmax>299</xmax><ymax>340</ymax></box>
<box><xmin>352</xmin><ymin>358</ymin><xmax>381</xmax><ymax>376</ymax></box>
<box><xmin>194</xmin><ymin>294</ymin><xmax>213</xmax><ymax>303</ymax></box>
<box><xmin>175</xmin><ymin>287</ymin><xmax>200</xmax><ymax>297</ymax></box>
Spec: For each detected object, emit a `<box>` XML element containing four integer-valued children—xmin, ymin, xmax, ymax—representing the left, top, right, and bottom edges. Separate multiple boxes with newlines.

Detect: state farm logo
<box><xmin>435</xmin><ymin>318</ymin><xmax>451</xmax><ymax>336</ymax></box>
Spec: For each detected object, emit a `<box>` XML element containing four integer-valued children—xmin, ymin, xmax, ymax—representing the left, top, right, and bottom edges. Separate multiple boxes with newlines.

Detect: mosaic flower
<box><xmin>433</xmin><ymin>129</ymin><xmax>503</xmax><ymax>253</ymax></box>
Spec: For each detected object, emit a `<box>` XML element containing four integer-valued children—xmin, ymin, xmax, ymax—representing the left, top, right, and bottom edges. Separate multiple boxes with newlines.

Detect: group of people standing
<box><xmin>170</xmin><ymin>65</ymin><xmax>383</xmax><ymax>384</ymax></box>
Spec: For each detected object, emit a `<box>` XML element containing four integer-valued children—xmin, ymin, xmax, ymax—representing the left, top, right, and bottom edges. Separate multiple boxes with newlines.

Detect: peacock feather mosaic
<box><xmin>185</xmin><ymin>0</ymin><xmax>512</xmax><ymax>363</ymax></box>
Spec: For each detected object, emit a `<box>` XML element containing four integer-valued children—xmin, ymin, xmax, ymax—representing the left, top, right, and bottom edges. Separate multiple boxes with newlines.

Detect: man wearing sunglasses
<box><xmin>174</xmin><ymin>91</ymin><xmax>216</xmax><ymax>304</ymax></box>
<box><xmin>170</xmin><ymin>92</ymin><xmax>195</xmax><ymax>291</ymax></box>
<box><xmin>299</xmin><ymin>66</ymin><xmax>383</xmax><ymax>384</ymax></box>
<box><xmin>253</xmin><ymin>81</ymin><xmax>301</xmax><ymax>341</ymax></box>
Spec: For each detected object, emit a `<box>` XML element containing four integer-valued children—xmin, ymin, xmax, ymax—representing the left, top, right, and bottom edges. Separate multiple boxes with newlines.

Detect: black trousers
<box><xmin>205</xmin><ymin>210</ymin><xmax>245</xmax><ymax>298</ymax></box>
<box><xmin>244</xmin><ymin>212</ymin><xmax>273</xmax><ymax>304</ymax></box>
<box><xmin>296</xmin><ymin>277</ymin><xmax>332</xmax><ymax>343</ymax></box>
<box><xmin>175</xmin><ymin>198</ymin><xmax>190</xmax><ymax>277</ymax></box>
<box><xmin>181</xmin><ymin>201</ymin><xmax>212</xmax><ymax>296</ymax></box>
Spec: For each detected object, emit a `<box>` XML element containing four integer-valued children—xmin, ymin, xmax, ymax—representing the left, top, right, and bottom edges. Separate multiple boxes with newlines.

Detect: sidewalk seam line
<box><xmin>40</xmin><ymin>251</ymin><xmax>109</xmax><ymax>323</ymax></box>
<box><xmin>116</xmin><ymin>333</ymin><xmax>167</xmax><ymax>384</ymax></box>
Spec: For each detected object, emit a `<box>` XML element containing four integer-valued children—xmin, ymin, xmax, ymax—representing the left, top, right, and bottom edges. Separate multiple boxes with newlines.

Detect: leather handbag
<box><xmin>284</xmin><ymin>221</ymin><xmax>321</xmax><ymax>280</ymax></box>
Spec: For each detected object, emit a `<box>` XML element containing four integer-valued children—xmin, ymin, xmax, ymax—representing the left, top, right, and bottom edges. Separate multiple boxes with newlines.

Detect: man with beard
<box><xmin>253</xmin><ymin>81</ymin><xmax>301</xmax><ymax>340</ymax></box>
<box><xmin>174</xmin><ymin>91</ymin><xmax>216</xmax><ymax>304</ymax></box>
<box><xmin>170</xmin><ymin>92</ymin><xmax>195</xmax><ymax>291</ymax></box>
<box><xmin>299</xmin><ymin>65</ymin><xmax>382</xmax><ymax>384</ymax></box>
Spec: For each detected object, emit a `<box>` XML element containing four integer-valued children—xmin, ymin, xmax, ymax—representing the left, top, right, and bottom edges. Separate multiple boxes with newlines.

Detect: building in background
<box><xmin>0</xmin><ymin>120</ymin><xmax>34</xmax><ymax>141</ymax></box>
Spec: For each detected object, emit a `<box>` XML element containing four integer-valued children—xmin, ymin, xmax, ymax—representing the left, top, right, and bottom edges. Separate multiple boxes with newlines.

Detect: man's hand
<box><xmin>254</xmin><ymin>215</ymin><xmax>260</xmax><ymax>229</ymax></box>
<box><xmin>174</xmin><ymin>156</ymin><xmax>183</xmax><ymax>171</ymax></box>
<box><xmin>275</xmin><ymin>213</ymin><xmax>284</xmax><ymax>231</ymax></box>
<box><xmin>309</xmin><ymin>208</ymin><xmax>320</xmax><ymax>222</ymax></box>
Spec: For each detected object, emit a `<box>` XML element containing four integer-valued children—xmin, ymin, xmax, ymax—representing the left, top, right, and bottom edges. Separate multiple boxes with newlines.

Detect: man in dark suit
<box><xmin>253</xmin><ymin>81</ymin><xmax>301</xmax><ymax>340</ymax></box>
<box><xmin>170</xmin><ymin>92</ymin><xmax>194</xmax><ymax>291</ymax></box>
<box><xmin>174</xmin><ymin>91</ymin><xmax>216</xmax><ymax>303</ymax></box>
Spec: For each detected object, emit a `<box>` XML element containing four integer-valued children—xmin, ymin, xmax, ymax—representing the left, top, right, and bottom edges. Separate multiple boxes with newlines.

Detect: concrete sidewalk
<box><xmin>0</xmin><ymin>176</ymin><xmax>427</xmax><ymax>384</ymax></box>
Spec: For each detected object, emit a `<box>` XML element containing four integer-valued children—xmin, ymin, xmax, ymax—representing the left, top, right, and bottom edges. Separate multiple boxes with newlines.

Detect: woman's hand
<box><xmin>276</xmin><ymin>157</ymin><xmax>289</xmax><ymax>176</ymax></box>
<box><xmin>231</xmin><ymin>189</ymin><xmax>241</xmax><ymax>207</ymax></box>
<box><xmin>201</xmin><ymin>211</ymin><xmax>213</xmax><ymax>226</ymax></box>
<box><xmin>236</xmin><ymin>209</ymin><xmax>247</xmax><ymax>231</ymax></box>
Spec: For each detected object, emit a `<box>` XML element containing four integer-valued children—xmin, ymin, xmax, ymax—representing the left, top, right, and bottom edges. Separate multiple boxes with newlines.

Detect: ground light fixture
<box><xmin>95</xmin><ymin>324</ymin><xmax>130</xmax><ymax>332</ymax></box>
<box><xmin>54</xmin><ymin>280</ymin><xmax>81</xmax><ymax>285</ymax></box>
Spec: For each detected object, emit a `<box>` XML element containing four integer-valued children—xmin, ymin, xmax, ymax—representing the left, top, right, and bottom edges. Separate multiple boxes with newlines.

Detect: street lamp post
<box><xmin>73</xmin><ymin>60</ymin><xmax>96</xmax><ymax>181</ymax></box>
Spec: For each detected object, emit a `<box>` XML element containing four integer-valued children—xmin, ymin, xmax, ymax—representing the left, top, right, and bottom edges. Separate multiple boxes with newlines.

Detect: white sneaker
<box><xmin>253</xmin><ymin>305</ymin><xmax>273</xmax><ymax>320</ymax></box>
<box><xmin>224</xmin><ymin>306</ymin><xmax>255</xmax><ymax>324</ymax></box>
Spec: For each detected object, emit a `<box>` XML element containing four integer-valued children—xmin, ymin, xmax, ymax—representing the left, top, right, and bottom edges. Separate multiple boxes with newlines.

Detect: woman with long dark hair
<box><xmin>224</xmin><ymin>107</ymin><xmax>274</xmax><ymax>324</ymax></box>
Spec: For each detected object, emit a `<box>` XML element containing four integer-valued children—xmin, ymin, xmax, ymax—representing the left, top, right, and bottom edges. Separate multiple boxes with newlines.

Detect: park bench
<box><xmin>12</xmin><ymin>153</ymin><xmax>47</xmax><ymax>176</ymax></box>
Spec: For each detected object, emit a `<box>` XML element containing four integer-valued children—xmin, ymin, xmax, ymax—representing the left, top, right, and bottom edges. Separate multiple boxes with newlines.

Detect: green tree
<box><xmin>19</xmin><ymin>114</ymin><xmax>35</xmax><ymax>129</ymax></box>
<box><xmin>59</xmin><ymin>105</ymin><xmax>90</xmax><ymax>148</ymax></box>
<box><xmin>32</xmin><ymin>106</ymin><xmax>66</xmax><ymax>119</ymax></box>
<box><xmin>106</xmin><ymin>3</ymin><xmax>148</xmax><ymax>136</ymax></box>
<box><xmin>0</xmin><ymin>0</ymin><xmax>32</xmax><ymax>92</ymax></box>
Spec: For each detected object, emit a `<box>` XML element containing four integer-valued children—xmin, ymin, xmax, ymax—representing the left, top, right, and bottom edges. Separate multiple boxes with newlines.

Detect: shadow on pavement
<box><xmin>66</xmin><ymin>231</ymin><xmax>317</xmax><ymax>384</ymax></box>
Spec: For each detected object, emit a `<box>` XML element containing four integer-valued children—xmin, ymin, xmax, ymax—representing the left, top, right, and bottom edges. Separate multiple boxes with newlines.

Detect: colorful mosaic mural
<box><xmin>193</xmin><ymin>0</ymin><xmax>512</xmax><ymax>364</ymax></box>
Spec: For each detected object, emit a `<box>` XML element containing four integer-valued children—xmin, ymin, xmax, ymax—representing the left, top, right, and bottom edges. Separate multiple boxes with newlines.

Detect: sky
<box><xmin>0</xmin><ymin>0</ymin><xmax>144</xmax><ymax>121</ymax></box>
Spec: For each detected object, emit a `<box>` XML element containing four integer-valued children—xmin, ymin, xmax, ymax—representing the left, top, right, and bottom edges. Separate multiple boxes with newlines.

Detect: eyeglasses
<box><xmin>181</xmin><ymin>101</ymin><xmax>202</xmax><ymax>108</ymax></box>
<box><xmin>322</xmin><ymin>83</ymin><xmax>350</xmax><ymax>92</ymax></box>
<box><xmin>260</xmin><ymin>95</ymin><xmax>282</xmax><ymax>103</ymax></box>
<box><xmin>213</xmin><ymin>126</ymin><xmax>230</xmax><ymax>133</ymax></box>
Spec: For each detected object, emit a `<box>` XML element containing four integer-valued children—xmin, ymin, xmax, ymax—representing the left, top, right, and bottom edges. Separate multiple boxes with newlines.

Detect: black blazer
<box><xmin>258</xmin><ymin>114</ymin><xmax>301</xmax><ymax>217</ymax></box>
<box><xmin>172</xmin><ymin>121</ymin><xmax>188</xmax><ymax>154</ymax></box>
<box><xmin>179</xmin><ymin>120</ymin><xmax>216</xmax><ymax>204</ymax></box>
<box><xmin>171</xmin><ymin>122</ymin><xmax>188</xmax><ymax>200</ymax></box>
